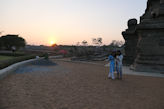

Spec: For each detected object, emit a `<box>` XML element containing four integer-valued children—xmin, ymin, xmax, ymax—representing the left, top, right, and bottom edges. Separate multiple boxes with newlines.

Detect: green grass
<box><xmin>0</xmin><ymin>55</ymin><xmax>15</xmax><ymax>61</ymax></box>
<box><xmin>0</xmin><ymin>55</ymin><xmax>36</xmax><ymax>69</ymax></box>
<box><xmin>0</xmin><ymin>52</ymin><xmax>25</xmax><ymax>57</ymax></box>
<box><xmin>0</xmin><ymin>52</ymin><xmax>44</xmax><ymax>69</ymax></box>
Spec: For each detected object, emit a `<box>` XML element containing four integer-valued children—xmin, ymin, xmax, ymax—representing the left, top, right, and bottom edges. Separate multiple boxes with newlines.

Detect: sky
<box><xmin>0</xmin><ymin>0</ymin><xmax>147</xmax><ymax>46</ymax></box>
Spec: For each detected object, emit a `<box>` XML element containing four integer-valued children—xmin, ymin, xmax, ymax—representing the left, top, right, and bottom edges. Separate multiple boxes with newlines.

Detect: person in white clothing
<box><xmin>116</xmin><ymin>50</ymin><xmax>123</xmax><ymax>79</ymax></box>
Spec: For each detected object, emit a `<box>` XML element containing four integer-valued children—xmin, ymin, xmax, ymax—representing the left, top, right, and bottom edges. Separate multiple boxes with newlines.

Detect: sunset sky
<box><xmin>0</xmin><ymin>0</ymin><xmax>147</xmax><ymax>46</ymax></box>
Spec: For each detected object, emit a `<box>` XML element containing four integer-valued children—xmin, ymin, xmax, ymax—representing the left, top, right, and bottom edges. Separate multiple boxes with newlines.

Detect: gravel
<box><xmin>0</xmin><ymin>60</ymin><xmax>164</xmax><ymax>109</ymax></box>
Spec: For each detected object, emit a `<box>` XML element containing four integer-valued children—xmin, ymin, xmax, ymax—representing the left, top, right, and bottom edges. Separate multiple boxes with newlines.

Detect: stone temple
<box><xmin>122</xmin><ymin>0</ymin><xmax>164</xmax><ymax>72</ymax></box>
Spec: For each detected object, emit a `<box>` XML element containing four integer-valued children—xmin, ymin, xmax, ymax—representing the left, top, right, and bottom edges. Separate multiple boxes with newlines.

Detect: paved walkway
<box><xmin>53</xmin><ymin>58</ymin><xmax>164</xmax><ymax>78</ymax></box>
<box><xmin>0</xmin><ymin>59</ymin><xmax>164</xmax><ymax>109</ymax></box>
<box><xmin>122</xmin><ymin>66</ymin><xmax>164</xmax><ymax>78</ymax></box>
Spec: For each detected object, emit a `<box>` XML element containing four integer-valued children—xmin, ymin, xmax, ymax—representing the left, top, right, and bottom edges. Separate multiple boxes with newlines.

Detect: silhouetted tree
<box><xmin>0</xmin><ymin>38</ymin><xmax>3</xmax><ymax>49</ymax></box>
<box><xmin>76</xmin><ymin>42</ymin><xmax>80</xmax><ymax>46</ymax></box>
<box><xmin>92</xmin><ymin>37</ymin><xmax>102</xmax><ymax>46</ymax></box>
<box><xmin>0</xmin><ymin>31</ymin><xmax>4</xmax><ymax>35</ymax></box>
<box><xmin>82</xmin><ymin>40</ymin><xmax>88</xmax><ymax>46</ymax></box>
<box><xmin>0</xmin><ymin>34</ymin><xmax>26</xmax><ymax>50</ymax></box>
<box><xmin>0</xmin><ymin>31</ymin><xmax>3</xmax><ymax>49</ymax></box>
<box><xmin>109</xmin><ymin>40</ymin><xmax>124</xmax><ymax>47</ymax></box>
<box><xmin>51</xmin><ymin>43</ymin><xmax>57</xmax><ymax>47</ymax></box>
<box><xmin>97</xmin><ymin>37</ymin><xmax>102</xmax><ymax>45</ymax></box>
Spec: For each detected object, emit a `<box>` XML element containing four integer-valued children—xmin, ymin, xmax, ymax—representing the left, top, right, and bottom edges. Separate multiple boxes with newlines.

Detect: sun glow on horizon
<box><xmin>48</xmin><ymin>36</ymin><xmax>57</xmax><ymax>46</ymax></box>
<box><xmin>50</xmin><ymin>40</ymin><xmax>55</xmax><ymax>45</ymax></box>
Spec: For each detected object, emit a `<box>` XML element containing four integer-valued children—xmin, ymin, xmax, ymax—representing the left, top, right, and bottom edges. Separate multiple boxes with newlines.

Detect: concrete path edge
<box><xmin>0</xmin><ymin>57</ymin><xmax>43</xmax><ymax>80</ymax></box>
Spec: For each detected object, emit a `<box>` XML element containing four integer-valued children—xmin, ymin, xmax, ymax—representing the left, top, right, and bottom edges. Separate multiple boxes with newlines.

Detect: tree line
<box><xmin>79</xmin><ymin>37</ymin><xmax>124</xmax><ymax>47</ymax></box>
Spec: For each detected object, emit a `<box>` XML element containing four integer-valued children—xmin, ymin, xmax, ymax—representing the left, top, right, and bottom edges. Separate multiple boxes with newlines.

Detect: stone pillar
<box><xmin>122</xmin><ymin>19</ymin><xmax>138</xmax><ymax>65</ymax></box>
<box><xmin>133</xmin><ymin>0</ymin><xmax>164</xmax><ymax>72</ymax></box>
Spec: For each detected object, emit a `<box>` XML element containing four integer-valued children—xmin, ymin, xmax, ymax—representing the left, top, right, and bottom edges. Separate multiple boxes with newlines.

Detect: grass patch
<box><xmin>0</xmin><ymin>55</ymin><xmax>36</xmax><ymax>69</ymax></box>
<box><xmin>0</xmin><ymin>55</ymin><xmax>15</xmax><ymax>61</ymax></box>
<box><xmin>0</xmin><ymin>51</ymin><xmax>45</xmax><ymax>69</ymax></box>
<box><xmin>0</xmin><ymin>52</ymin><xmax>25</xmax><ymax>57</ymax></box>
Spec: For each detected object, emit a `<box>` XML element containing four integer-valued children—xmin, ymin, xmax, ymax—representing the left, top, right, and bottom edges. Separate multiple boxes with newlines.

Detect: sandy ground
<box><xmin>0</xmin><ymin>59</ymin><xmax>164</xmax><ymax>109</ymax></box>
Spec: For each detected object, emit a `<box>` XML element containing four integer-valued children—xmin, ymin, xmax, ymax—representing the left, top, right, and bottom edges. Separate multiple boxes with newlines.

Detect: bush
<box><xmin>44</xmin><ymin>53</ymin><xmax>49</xmax><ymax>60</ymax></box>
<box><xmin>0</xmin><ymin>55</ymin><xmax>36</xmax><ymax>69</ymax></box>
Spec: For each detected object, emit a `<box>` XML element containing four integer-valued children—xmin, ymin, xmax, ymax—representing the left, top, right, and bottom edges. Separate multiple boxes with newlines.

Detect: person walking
<box><xmin>116</xmin><ymin>50</ymin><xmax>123</xmax><ymax>79</ymax></box>
<box><xmin>108</xmin><ymin>51</ymin><xmax>116</xmax><ymax>80</ymax></box>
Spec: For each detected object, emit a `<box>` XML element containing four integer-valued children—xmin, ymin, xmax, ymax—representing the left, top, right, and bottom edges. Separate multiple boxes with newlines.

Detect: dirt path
<box><xmin>0</xmin><ymin>59</ymin><xmax>164</xmax><ymax>109</ymax></box>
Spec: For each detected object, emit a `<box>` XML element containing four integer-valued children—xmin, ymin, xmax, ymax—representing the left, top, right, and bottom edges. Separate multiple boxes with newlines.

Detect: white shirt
<box><xmin>116</xmin><ymin>54</ymin><xmax>123</xmax><ymax>66</ymax></box>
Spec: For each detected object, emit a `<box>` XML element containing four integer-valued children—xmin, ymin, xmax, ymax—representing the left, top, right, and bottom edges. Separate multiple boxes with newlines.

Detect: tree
<box><xmin>109</xmin><ymin>40</ymin><xmax>124</xmax><ymax>47</ymax></box>
<box><xmin>92</xmin><ymin>37</ymin><xmax>102</xmax><ymax>46</ymax></box>
<box><xmin>51</xmin><ymin>43</ymin><xmax>57</xmax><ymax>47</ymax></box>
<box><xmin>81</xmin><ymin>40</ymin><xmax>88</xmax><ymax>46</ymax></box>
<box><xmin>0</xmin><ymin>38</ymin><xmax>3</xmax><ymax>49</ymax></box>
<box><xmin>0</xmin><ymin>31</ymin><xmax>4</xmax><ymax>35</ymax></box>
<box><xmin>0</xmin><ymin>31</ymin><xmax>3</xmax><ymax>49</ymax></box>
<box><xmin>0</xmin><ymin>34</ymin><xmax>26</xmax><ymax>50</ymax></box>
<box><xmin>97</xmin><ymin>37</ymin><xmax>102</xmax><ymax>45</ymax></box>
<box><xmin>76</xmin><ymin>42</ymin><xmax>80</xmax><ymax>46</ymax></box>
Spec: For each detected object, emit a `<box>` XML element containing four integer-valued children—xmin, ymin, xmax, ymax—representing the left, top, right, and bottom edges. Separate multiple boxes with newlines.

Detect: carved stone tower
<box><xmin>122</xmin><ymin>0</ymin><xmax>164</xmax><ymax>72</ymax></box>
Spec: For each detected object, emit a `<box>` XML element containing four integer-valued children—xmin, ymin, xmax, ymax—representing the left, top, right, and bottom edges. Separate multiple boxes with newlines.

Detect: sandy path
<box><xmin>0</xmin><ymin>59</ymin><xmax>164</xmax><ymax>109</ymax></box>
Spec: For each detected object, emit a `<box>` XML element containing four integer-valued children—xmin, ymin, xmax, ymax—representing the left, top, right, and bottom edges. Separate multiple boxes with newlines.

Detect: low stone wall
<box><xmin>0</xmin><ymin>58</ymin><xmax>42</xmax><ymax>80</ymax></box>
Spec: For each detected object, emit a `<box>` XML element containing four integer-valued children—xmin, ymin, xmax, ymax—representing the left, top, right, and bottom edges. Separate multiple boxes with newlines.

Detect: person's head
<box><xmin>111</xmin><ymin>51</ymin><xmax>116</xmax><ymax>57</ymax></box>
<box><xmin>117</xmin><ymin>50</ymin><xmax>122</xmax><ymax>56</ymax></box>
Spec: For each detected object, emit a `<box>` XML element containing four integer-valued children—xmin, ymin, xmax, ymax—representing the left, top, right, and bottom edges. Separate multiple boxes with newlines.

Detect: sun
<box><xmin>50</xmin><ymin>40</ymin><xmax>55</xmax><ymax>45</ymax></box>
